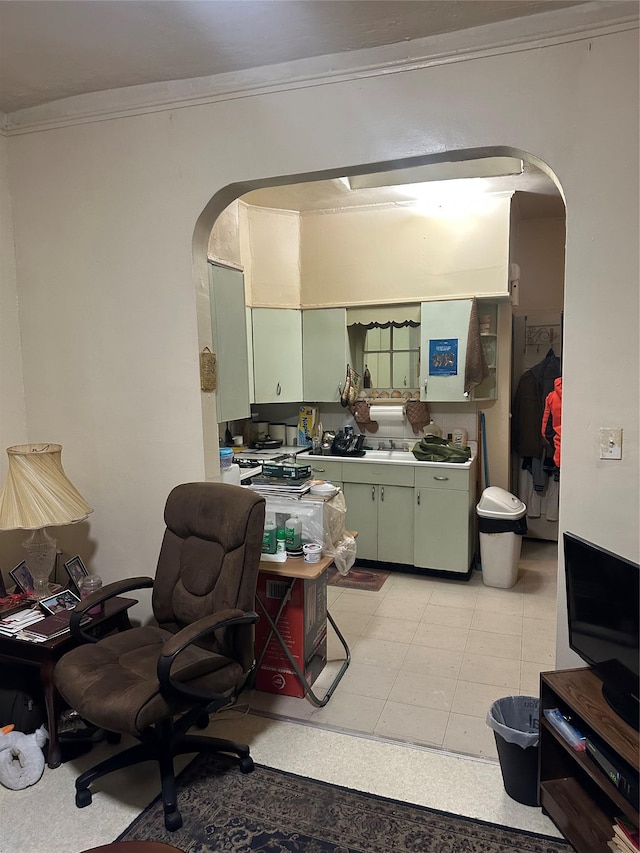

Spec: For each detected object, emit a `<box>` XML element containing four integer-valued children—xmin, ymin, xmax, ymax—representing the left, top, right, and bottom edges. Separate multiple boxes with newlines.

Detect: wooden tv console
<box><xmin>539</xmin><ymin>667</ymin><xmax>639</xmax><ymax>853</ymax></box>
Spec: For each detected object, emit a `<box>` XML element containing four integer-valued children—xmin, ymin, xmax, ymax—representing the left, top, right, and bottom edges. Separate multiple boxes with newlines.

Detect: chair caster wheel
<box><xmin>76</xmin><ymin>788</ymin><xmax>92</xmax><ymax>808</ymax></box>
<box><xmin>106</xmin><ymin>731</ymin><xmax>121</xmax><ymax>744</ymax></box>
<box><xmin>195</xmin><ymin>712</ymin><xmax>209</xmax><ymax>730</ymax></box>
<box><xmin>239</xmin><ymin>756</ymin><xmax>254</xmax><ymax>774</ymax></box>
<box><xmin>164</xmin><ymin>809</ymin><xmax>183</xmax><ymax>832</ymax></box>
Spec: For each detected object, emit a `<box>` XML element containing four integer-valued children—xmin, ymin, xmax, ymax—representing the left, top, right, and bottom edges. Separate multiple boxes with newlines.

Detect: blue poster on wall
<box><xmin>429</xmin><ymin>339</ymin><xmax>458</xmax><ymax>376</ymax></box>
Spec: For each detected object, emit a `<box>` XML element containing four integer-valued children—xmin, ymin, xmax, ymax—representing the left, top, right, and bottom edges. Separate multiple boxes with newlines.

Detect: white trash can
<box><xmin>476</xmin><ymin>487</ymin><xmax>527</xmax><ymax>588</ymax></box>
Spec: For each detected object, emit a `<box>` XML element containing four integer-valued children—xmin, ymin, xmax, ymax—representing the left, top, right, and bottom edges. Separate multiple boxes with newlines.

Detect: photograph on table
<box><xmin>9</xmin><ymin>561</ymin><xmax>34</xmax><ymax>595</ymax></box>
<box><xmin>63</xmin><ymin>555</ymin><xmax>89</xmax><ymax>594</ymax></box>
<box><xmin>40</xmin><ymin>589</ymin><xmax>81</xmax><ymax>615</ymax></box>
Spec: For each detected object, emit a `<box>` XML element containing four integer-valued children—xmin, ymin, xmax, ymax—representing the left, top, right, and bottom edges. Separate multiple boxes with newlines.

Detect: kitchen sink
<box><xmin>362</xmin><ymin>449</ymin><xmax>416</xmax><ymax>462</ymax></box>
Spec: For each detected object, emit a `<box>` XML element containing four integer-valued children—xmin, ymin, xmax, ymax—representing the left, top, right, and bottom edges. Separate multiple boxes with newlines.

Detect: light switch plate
<box><xmin>599</xmin><ymin>427</ymin><xmax>623</xmax><ymax>460</ymax></box>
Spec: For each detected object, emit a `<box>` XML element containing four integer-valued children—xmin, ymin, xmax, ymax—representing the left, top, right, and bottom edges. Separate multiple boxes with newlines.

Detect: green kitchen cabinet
<box><xmin>208</xmin><ymin>263</ymin><xmax>251</xmax><ymax>422</ymax></box>
<box><xmin>303</xmin><ymin>308</ymin><xmax>352</xmax><ymax>402</ymax></box>
<box><xmin>308</xmin><ymin>457</ymin><xmax>343</xmax><ymax>489</ymax></box>
<box><xmin>419</xmin><ymin>299</ymin><xmax>473</xmax><ymax>402</ymax></box>
<box><xmin>251</xmin><ymin>308</ymin><xmax>303</xmax><ymax>403</ymax></box>
<box><xmin>413</xmin><ymin>462</ymin><xmax>477</xmax><ymax>574</ymax></box>
<box><xmin>343</xmin><ymin>463</ymin><xmax>415</xmax><ymax>564</ymax></box>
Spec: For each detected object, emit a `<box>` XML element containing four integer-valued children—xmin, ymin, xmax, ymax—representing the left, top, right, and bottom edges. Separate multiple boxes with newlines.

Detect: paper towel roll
<box><xmin>368</xmin><ymin>404</ymin><xmax>405</xmax><ymax>429</ymax></box>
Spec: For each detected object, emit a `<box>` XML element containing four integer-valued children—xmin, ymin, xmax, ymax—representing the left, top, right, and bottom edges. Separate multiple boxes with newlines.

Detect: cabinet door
<box><xmin>252</xmin><ymin>308</ymin><xmax>303</xmax><ymax>403</ymax></box>
<box><xmin>343</xmin><ymin>482</ymin><xmax>378</xmax><ymax>561</ymax></box>
<box><xmin>378</xmin><ymin>485</ymin><xmax>414</xmax><ymax>564</ymax></box>
<box><xmin>208</xmin><ymin>264</ymin><xmax>251</xmax><ymax>422</ymax></box>
<box><xmin>414</xmin><ymin>487</ymin><xmax>471</xmax><ymax>573</ymax></box>
<box><xmin>303</xmin><ymin>309</ymin><xmax>350</xmax><ymax>402</ymax></box>
<box><xmin>472</xmin><ymin>301</ymin><xmax>498</xmax><ymax>401</ymax></box>
<box><xmin>420</xmin><ymin>299</ymin><xmax>473</xmax><ymax>402</ymax></box>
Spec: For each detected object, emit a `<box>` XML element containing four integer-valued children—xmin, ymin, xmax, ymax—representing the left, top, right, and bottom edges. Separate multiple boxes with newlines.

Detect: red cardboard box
<box><xmin>255</xmin><ymin>571</ymin><xmax>327</xmax><ymax>697</ymax></box>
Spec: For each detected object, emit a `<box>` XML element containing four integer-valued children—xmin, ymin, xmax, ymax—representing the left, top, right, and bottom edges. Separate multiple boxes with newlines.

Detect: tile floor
<box><xmin>244</xmin><ymin>538</ymin><xmax>558</xmax><ymax>761</ymax></box>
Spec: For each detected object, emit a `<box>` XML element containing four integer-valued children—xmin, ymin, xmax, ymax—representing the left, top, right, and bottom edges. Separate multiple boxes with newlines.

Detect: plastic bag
<box><xmin>486</xmin><ymin>695</ymin><xmax>539</xmax><ymax>748</ymax></box>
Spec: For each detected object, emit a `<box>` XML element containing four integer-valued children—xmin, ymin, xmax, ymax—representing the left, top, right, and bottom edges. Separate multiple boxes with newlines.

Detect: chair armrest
<box><xmin>157</xmin><ymin>608</ymin><xmax>259</xmax><ymax>704</ymax></box>
<box><xmin>69</xmin><ymin>576</ymin><xmax>154</xmax><ymax>642</ymax></box>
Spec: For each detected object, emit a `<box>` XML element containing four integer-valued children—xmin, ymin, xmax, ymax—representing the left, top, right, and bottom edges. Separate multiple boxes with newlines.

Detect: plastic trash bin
<box><xmin>487</xmin><ymin>695</ymin><xmax>539</xmax><ymax>806</ymax></box>
<box><xmin>476</xmin><ymin>486</ymin><xmax>527</xmax><ymax>588</ymax></box>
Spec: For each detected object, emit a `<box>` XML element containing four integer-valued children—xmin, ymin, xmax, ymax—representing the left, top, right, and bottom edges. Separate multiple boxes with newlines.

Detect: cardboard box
<box><xmin>261</xmin><ymin>462</ymin><xmax>312</xmax><ymax>480</ymax></box>
<box><xmin>255</xmin><ymin>571</ymin><xmax>327</xmax><ymax>697</ymax></box>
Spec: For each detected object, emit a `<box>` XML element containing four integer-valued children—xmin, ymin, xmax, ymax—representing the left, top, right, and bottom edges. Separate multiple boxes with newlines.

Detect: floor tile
<box><xmin>401</xmin><ymin>644</ymin><xmax>464</xmax><ymax>680</ymax></box>
<box><xmin>308</xmin><ymin>690</ymin><xmax>386</xmax><ymax>733</ymax></box>
<box><xmin>470</xmin><ymin>609</ymin><xmax>523</xmax><ymax>636</ymax></box>
<box><xmin>351</xmin><ymin>636</ymin><xmax>410</xmax><ymax>669</ymax></box>
<box><xmin>429</xmin><ymin>585</ymin><xmax>478</xmax><ymax>610</ymax></box>
<box><xmin>444</xmin><ymin>712</ymin><xmax>498</xmax><ymax>759</ymax></box>
<box><xmin>520</xmin><ymin>661</ymin><xmax>549</xmax><ymax>695</ymax></box>
<box><xmin>328</xmin><ymin>607</ymin><xmax>373</xmax><ymax>636</ymax></box>
<box><xmin>465</xmin><ymin>629</ymin><xmax>522</xmax><ymax>661</ymax></box>
<box><xmin>361</xmin><ymin>614</ymin><xmax>419</xmax><ymax>644</ymax></box>
<box><xmin>315</xmin><ymin>660</ymin><xmax>399</xmax><ymax>700</ymax></box>
<box><xmin>474</xmin><ymin>591</ymin><xmax>525</xmax><ymax>616</ymax></box>
<box><xmin>521</xmin><ymin>626</ymin><xmax>555</xmax><ymax>664</ymax></box>
<box><xmin>421</xmin><ymin>603</ymin><xmax>474</xmax><ymax>629</ymax></box>
<box><xmin>524</xmin><ymin>593</ymin><xmax>559</xmax><ymax>621</ymax></box>
<box><xmin>374</xmin><ymin>594</ymin><xmax>428</xmax><ymax>621</ymax></box>
<box><xmin>388</xmin><ymin>669</ymin><xmax>457</xmax><ymax>711</ymax></box>
<box><xmin>451</xmin><ymin>679</ymin><xmax>520</xmax><ymax>718</ymax></box>
<box><xmin>412</xmin><ymin>621</ymin><xmax>469</xmax><ymax>651</ymax></box>
<box><xmin>331</xmin><ymin>590</ymin><xmax>384</xmax><ymax>614</ymax></box>
<box><xmin>459</xmin><ymin>653</ymin><xmax>522</xmax><ymax>688</ymax></box>
<box><xmin>375</xmin><ymin>700</ymin><xmax>449</xmax><ymax>747</ymax></box>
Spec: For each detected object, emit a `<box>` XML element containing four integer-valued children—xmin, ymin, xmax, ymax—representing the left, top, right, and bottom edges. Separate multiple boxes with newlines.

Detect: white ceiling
<box><xmin>0</xmin><ymin>0</ymin><xmax>595</xmax><ymax>218</ymax></box>
<box><xmin>0</xmin><ymin>0</ymin><xmax>586</xmax><ymax>115</ymax></box>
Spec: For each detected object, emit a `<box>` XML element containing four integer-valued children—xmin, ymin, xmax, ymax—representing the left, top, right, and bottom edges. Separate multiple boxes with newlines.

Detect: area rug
<box><xmin>327</xmin><ymin>566</ymin><xmax>390</xmax><ymax>592</ymax></box>
<box><xmin>118</xmin><ymin>755</ymin><xmax>571</xmax><ymax>852</ymax></box>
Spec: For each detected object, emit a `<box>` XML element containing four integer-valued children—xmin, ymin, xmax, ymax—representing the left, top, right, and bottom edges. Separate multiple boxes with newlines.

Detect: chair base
<box><xmin>74</xmin><ymin>713</ymin><xmax>254</xmax><ymax>832</ymax></box>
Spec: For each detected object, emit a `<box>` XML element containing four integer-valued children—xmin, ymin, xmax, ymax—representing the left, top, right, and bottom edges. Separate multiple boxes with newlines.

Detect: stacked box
<box><xmin>255</xmin><ymin>571</ymin><xmax>327</xmax><ymax>697</ymax></box>
<box><xmin>261</xmin><ymin>462</ymin><xmax>312</xmax><ymax>480</ymax></box>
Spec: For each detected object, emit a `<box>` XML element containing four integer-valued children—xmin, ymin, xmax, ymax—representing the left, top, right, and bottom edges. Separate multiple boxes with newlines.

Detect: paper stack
<box><xmin>0</xmin><ymin>608</ymin><xmax>44</xmax><ymax>636</ymax></box>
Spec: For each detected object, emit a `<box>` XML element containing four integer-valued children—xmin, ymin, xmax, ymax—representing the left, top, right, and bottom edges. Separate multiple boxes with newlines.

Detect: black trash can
<box><xmin>487</xmin><ymin>695</ymin><xmax>539</xmax><ymax>806</ymax></box>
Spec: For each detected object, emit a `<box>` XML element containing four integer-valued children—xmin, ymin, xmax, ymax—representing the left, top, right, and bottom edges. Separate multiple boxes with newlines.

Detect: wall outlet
<box><xmin>599</xmin><ymin>427</ymin><xmax>623</xmax><ymax>460</ymax></box>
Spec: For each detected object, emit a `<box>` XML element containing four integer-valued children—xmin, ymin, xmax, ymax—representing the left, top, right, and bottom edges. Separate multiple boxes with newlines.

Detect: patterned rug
<box><xmin>118</xmin><ymin>755</ymin><xmax>571</xmax><ymax>852</ymax></box>
<box><xmin>327</xmin><ymin>566</ymin><xmax>390</xmax><ymax>592</ymax></box>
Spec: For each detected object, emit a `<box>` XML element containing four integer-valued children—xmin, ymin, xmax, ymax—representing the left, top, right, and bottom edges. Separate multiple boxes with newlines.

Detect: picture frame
<box><xmin>40</xmin><ymin>588</ymin><xmax>81</xmax><ymax>615</ymax></box>
<box><xmin>9</xmin><ymin>561</ymin><xmax>34</xmax><ymax>595</ymax></box>
<box><xmin>64</xmin><ymin>555</ymin><xmax>89</xmax><ymax>594</ymax></box>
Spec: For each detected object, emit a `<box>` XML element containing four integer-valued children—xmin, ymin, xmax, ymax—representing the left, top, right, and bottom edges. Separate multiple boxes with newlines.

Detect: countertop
<box><xmin>299</xmin><ymin>442</ymin><xmax>478</xmax><ymax>470</ymax></box>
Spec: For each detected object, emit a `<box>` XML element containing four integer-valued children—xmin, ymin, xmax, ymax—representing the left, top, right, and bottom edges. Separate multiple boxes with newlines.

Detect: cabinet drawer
<box><xmin>342</xmin><ymin>463</ymin><xmax>415</xmax><ymax>487</ymax></box>
<box><xmin>414</xmin><ymin>466</ymin><xmax>470</xmax><ymax>491</ymax></box>
<box><xmin>309</xmin><ymin>459</ymin><xmax>343</xmax><ymax>481</ymax></box>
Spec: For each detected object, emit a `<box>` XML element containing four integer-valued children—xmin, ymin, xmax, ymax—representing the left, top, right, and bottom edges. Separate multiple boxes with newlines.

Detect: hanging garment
<box><xmin>511</xmin><ymin>349</ymin><xmax>561</xmax><ymax>457</ymax></box>
<box><xmin>541</xmin><ymin>377</ymin><xmax>562</xmax><ymax>468</ymax></box>
<box><xmin>464</xmin><ymin>297</ymin><xmax>489</xmax><ymax>395</ymax></box>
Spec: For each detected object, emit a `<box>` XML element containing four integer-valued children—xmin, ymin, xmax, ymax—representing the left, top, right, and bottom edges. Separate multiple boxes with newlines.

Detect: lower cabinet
<box><xmin>308</xmin><ymin>458</ymin><xmax>343</xmax><ymax>490</ymax></box>
<box><xmin>343</xmin><ymin>464</ymin><xmax>414</xmax><ymax>564</ymax></box>
<box><xmin>413</xmin><ymin>461</ymin><xmax>477</xmax><ymax>574</ymax></box>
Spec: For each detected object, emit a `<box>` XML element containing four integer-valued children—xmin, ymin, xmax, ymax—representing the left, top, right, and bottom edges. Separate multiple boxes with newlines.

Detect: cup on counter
<box><xmin>232</xmin><ymin>435</ymin><xmax>243</xmax><ymax>446</ymax></box>
<box><xmin>303</xmin><ymin>543</ymin><xmax>322</xmax><ymax>563</ymax></box>
<box><xmin>285</xmin><ymin>425</ymin><xmax>298</xmax><ymax>446</ymax></box>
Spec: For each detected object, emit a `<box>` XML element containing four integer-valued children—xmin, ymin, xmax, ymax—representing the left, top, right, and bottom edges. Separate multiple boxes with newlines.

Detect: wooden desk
<box><xmin>0</xmin><ymin>596</ymin><xmax>136</xmax><ymax>768</ymax></box>
<box><xmin>255</xmin><ymin>552</ymin><xmax>350</xmax><ymax>706</ymax></box>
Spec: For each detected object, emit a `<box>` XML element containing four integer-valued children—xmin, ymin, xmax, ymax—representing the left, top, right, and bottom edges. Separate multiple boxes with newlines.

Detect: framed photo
<box><xmin>64</xmin><ymin>555</ymin><xmax>89</xmax><ymax>594</ymax></box>
<box><xmin>40</xmin><ymin>588</ymin><xmax>81</xmax><ymax>615</ymax></box>
<box><xmin>9</xmin><ymin>561</ymin><xmax>34</xmax><ymax>595</ymax></box>
<box><xmin>0</xmin><ymin>571</ymin><xmax>6</xmax><ymax>598</ymax></box>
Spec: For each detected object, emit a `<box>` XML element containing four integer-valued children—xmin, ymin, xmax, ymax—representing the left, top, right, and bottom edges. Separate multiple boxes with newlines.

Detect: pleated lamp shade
<box><xmin>0</xmin><ymin>443</ymin><xmax>93</xmax><ymax>530</ymax></box>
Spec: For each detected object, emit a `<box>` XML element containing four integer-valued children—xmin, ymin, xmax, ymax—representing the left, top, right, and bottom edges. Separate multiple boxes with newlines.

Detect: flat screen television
<box><xmin>564</xmin><ymin>532</ymin><xmax>640</xmax><ymax>731</ymax></box>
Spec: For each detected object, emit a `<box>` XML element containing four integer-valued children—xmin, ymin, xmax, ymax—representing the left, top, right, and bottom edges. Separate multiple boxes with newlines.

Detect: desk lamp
<box><xmin>0</xmin><ymin>444</ymin><xmax>93</xmax><ymax>598</ymax></box>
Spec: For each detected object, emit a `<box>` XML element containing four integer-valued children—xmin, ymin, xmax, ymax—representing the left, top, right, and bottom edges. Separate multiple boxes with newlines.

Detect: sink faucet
<box><xmin>389</xmin><ymin>440</ymin><xmax>396</xmax><ymax>450</ymax></box>
<box><xmin>377</xmin><ymin>441</ymin><xmax>386</xmax><ymax>450</ymax></box>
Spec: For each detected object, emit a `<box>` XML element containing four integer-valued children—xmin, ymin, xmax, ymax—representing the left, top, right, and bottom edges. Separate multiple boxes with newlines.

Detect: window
<box><xmin>363</xmin><ymin>323</ymin><xmax>420</xmax><ymax>390</ymax></box>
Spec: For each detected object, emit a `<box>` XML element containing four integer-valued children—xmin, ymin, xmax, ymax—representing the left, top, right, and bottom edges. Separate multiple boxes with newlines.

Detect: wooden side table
<box><xmin>0</xmin><ymin>596</ymin><xmax>136</xmax><ymax>768</ymax></box>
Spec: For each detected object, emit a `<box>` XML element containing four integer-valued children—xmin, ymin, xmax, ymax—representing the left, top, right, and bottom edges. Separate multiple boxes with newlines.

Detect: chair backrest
<box><xmin>152</xmin><ymin>482</ymin><xmax>265</xmax><ymax>665</ymax></box>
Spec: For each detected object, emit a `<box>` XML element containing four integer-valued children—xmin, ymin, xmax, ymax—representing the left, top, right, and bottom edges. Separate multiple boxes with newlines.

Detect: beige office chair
<box><xmin>54</xmin><ymin>482</ymin><xmax>265</xmax><ymax>831</ymax></box>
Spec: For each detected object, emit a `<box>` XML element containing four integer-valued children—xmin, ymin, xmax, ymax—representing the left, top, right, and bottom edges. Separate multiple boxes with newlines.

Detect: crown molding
<box><xmin>4</xmin><ymin>3</ymin><xmax>637</xmax><ymax>136</ymax></box>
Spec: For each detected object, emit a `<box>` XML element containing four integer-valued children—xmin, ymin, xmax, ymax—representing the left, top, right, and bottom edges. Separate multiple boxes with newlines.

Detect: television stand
<box><xmin>540</xmin><ymin>667</ymin><xmax>639</xmax><ymax>853</ymax></box>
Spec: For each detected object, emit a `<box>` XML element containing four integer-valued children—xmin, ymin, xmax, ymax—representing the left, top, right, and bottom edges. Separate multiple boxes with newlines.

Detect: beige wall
<box><xmin>515</xmin><ymin>218</ymin><xmax>566</xmax><ymax>316</ymax></box>
<box><xmin>242</xmin><ymin>205</ymin><xmax>301</xmax><ymax>308</ymax></box>
<box><xmin>2</xmin><ymin>22</ymin><xmax>638</xmax><ymax>666</ymax></box>
<box><xmin>300</xmin><ymin>196</ymin><xmax>511</xmax><ymax>306</ymax></box>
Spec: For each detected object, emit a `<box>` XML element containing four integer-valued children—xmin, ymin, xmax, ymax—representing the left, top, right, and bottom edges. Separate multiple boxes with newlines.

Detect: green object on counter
<box><xmin>412</xmin><ymin>435</ymin><xmax>472</xmax><ymax>463</ymax></box>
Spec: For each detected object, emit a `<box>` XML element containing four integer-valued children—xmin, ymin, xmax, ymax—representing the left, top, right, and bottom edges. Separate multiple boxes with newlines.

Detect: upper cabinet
<box><xmin>303</xmin><ymin>308</ymin><xmax>352</xmax><ymax>403</ymax></box>
<box><xmin>252</xmin><ymin>308</ymin><xmax>303</xmax><ymax>403</ymax></box>
<box><xmin>419</xmin><ymin>299</ymin><xmax>473</xmax><ymax>402</ymax></box>
<box><xmin>208</xmin><ymin>263</ymin><xmax>251</xmax><ymax>422</ymax></box>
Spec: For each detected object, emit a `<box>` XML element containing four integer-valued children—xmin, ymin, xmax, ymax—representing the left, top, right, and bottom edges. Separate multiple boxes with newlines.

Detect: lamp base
<box><xmin>23</xmin><ymin>528</ymin><xmax>57</xmax><ymax>599</ymax></box>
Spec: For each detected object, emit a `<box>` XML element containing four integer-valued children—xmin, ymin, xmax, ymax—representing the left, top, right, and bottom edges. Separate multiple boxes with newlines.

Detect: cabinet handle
<box><xmin>423</xmin><ymin>379</ymin><xmax>427</xmax><ymax>392</ymax></box>
<box><xmin>381</xmin><ymin>486</ymin><xmax>384</xmax><ymax>501</ymax></box>
<box><xmin>404</xmin><ymin>376</ymin><xmax>407</xmax><ymax>386</ymax></box>
<box><xmin>313</xmin><ymin>467</ymin><xmax>325</xmax><ymax>474</ymax></box>
<box><xmin>276</xmin><ymin>382</ymin><xmax>281</xmax><ymax>396</ymax></box>
<box><xmin>417</xmin><ymin>490</ymin><xmax>421</xmax><ymax>505</ymax></box>
<box><xmin>433</xmin><ymin>476</ymin><xmax>449</xmax><ymax>481</ymax></box>
<box><xmin>371</xmin><ymin>486</ymin><xmax>375</xmax><ymax>501</ymax></box>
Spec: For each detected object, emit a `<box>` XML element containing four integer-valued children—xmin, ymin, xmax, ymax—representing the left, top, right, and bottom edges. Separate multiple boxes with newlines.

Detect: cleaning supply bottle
<box><xmin>285</xmin><ymin>514</ymin><xmax>302</xmax><ymax>552</ymax></box>
<box><xmin>262</xmin><ymin>515</ymin><xmax>277</xmax><ymax>554</ymax></box>
<box><xmin>363</xmin><ymin>364</ymin><xmax>372</xmax><ymax>388</ymax></box>
<box><xmin>276</xmin><ymin>528</ymin><xmax>286</xmax><ymax>554</ymax></box>
<box><xmin>424</xmin><ymin>419</ymin><xmax>443</xmax><ymax>438</ymax></box>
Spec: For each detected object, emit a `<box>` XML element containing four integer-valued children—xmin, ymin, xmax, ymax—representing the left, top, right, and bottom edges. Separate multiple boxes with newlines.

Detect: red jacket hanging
<box><xmin>541</xmin><ymin>377</ymin><xmax>562</xmax><ymax>468</ymax></box>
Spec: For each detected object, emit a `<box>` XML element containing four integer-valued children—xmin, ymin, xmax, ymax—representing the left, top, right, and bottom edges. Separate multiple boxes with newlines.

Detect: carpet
<box><xmin>327</xmin><ymin>566</ymin><xmax>389</xmax><ymax>592</ymax></box>
<box><xmin>118</xmin><ymin>755</ymin><xmax>571</xmax><ymax>852</ymax></box>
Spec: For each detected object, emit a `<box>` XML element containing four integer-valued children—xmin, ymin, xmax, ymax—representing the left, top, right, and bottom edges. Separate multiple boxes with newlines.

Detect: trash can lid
<box><xmin>477</xmin><ymin>486</ymin><xmax>527</xmax><ymax>519</ymax></box>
